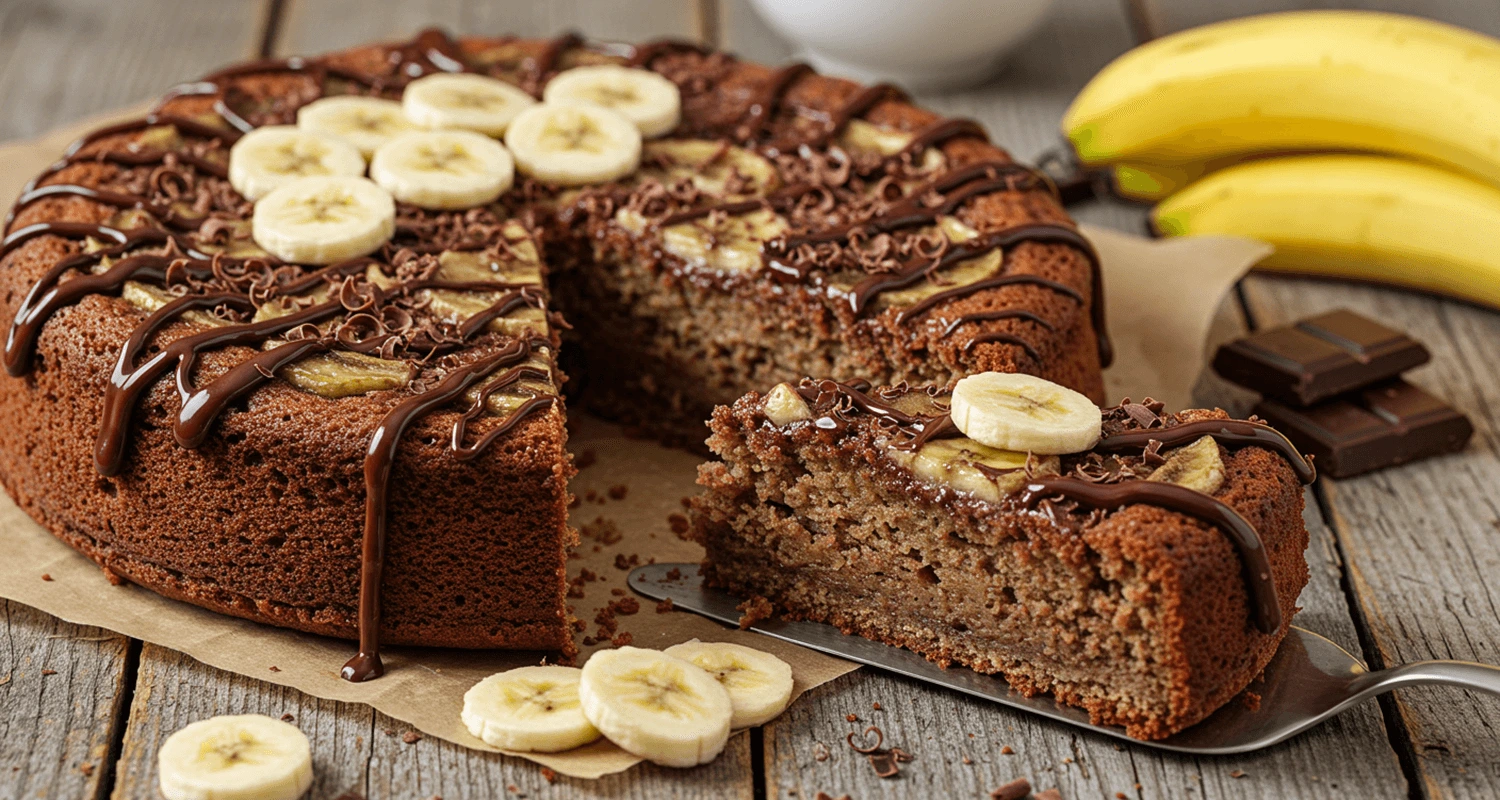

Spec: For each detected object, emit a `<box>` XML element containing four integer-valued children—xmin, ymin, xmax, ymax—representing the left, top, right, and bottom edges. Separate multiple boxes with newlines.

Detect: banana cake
<box><xmin>0</xmin><ymin>31</ymin><xmax>1105</xmax><ymax>679</ymax></box>
<box><xmin>690</xmin><ymin>374</ymin><xmax>1314</xmax><ymax>739</ymax></box>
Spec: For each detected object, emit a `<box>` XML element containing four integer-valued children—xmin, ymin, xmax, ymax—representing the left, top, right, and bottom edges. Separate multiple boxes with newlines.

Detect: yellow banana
<box><xmin>1111</xmin><ymin>161</ymin><xmax>1209</xmax><ymax>202</ymax></box>
<box><xmin>1152</xmin><ymin>154</ymin><xmax>1500</xmax><ymax>310</ymax></box>
<box><xmin>1064</xmin><ymin>11</ymin><xmax>1500</xmax><ymax>187</ymax></box>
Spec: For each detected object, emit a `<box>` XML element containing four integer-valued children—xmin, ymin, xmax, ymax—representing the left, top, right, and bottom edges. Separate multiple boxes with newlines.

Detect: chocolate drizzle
<box><xmin>1096</xmin><ymin>419</ymin><xmax>1316</xmax><ymax>484</ymax></box>
<box><xmin>739</xmin><ymin>62</ymin><xmax>814</xmax><ymax>141</ymax></box>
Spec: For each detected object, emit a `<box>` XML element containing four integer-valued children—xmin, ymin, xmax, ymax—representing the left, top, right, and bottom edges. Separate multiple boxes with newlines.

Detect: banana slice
<box><xmin>578</xmin><ymin>646</ymin><xmax>733</xmax><ymax>767</ymax></box>
<box><xmin>949</xmin><ymin>372</ymin><xmax>1101</xmax><ymax>455</ymax></box>
<box><xmin>663</xmin><ymin>640</ymin><xmax>795</xmax><ymax>728</ymax></box>
<box><xmin>228</xmin><ymin>126</ymin><xmax>366</xmax><ymax>201</ymax></box>
<box><xmin>1148</xmin><ymin>435</ymin><xmax>1226</xmax><ymax>494</ymax></box>
<box><xmin>504</xmin><ymin>102</ymin><xmax>642</xmax><ymax>187</ymax></box>
<box><xmin>296</xmin><ymin>96</ymin><xmax>421</xmax><ymax>157</ymax></box>
<box><xmin>251</xmin><ymin>176</ymin><xmax>395</xmax><ymax>265</ymax></box>
<box><xmin>461</xmin><ymin>666</ymin><xmax>602</xmax><ymax>753</ymax></box>
<box><xmin>543</xmin><ymin>65</ymin><xmax>682</xmax><ymax>138</ymax></box>
<box><xmin>660</xmin><ymin>208</ymin><xmax>787</xmax><ymax>273</ymax></box>
<box><xmin>402</xmin><ymin>73</ymin><xmax>537</xmax><ymax>137</ymax></box>
<box><xmin>157</xmin><ymin>714</ymin><xmax>313</xmax><ymax>800</ymax></box>
<box><xmin>370</xmin><ymin>130</ymin><xmax>514</xmax><ymax>210</ymax></box>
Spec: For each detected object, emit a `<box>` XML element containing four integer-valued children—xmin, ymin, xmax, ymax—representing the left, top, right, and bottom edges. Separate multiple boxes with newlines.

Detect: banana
<box><xmin>659</xmin><ymin>208</ymin><xmax>787</xmax><ymax>273</ymax></box>
<box><xmin>296</xmin><ymin>96</ymin><xmax>421</xmax><ymax>157</ymax></box>
<box><xmin>461</xmin><ymin>666</ymin><xmax>602</xmax><ymax>753</ymax></box>
<box><xmin>543</xmin><ymin>65</ymin><xmax>682</xmax><ymax>138</ymax></box>
<box><xmin>228</xmin><ymin>126</ymin><xmax>366</xmax><ymax>201</ymax></box>
<box><xmin>251</xmin><ymin>176</ymin><xmax>394</xmax><ymax>264</ymax></box>
<box><xmin>1063</xmin><ymin>10</ymin><xmax>1500</xmax><ymax>187</ymax></box>
<box><xmin>762</xmin><ymin>383</ymin><xmax>812</xmax><ymax>426</ymax></box>
<box><xmin>640</xmin><ymin>139</ymin><xmax>779</xmax><ymax>197</ymax></box>
<box><xmin>663</xmin><ymin>640</ymin><xmax>795</xmax><ymax>728</ymax></box>
<box><xmin>578</xmin><ymin>646</ymin><xmax>733</xmax><ymax>767</ymax></box>
<box><xmin>370</xmin><ymin>130</ymin><xmax>514</xmax><ymax>210</ymax></box>
<box><xmin>156</xmin><ymin>714</ymin><xmax>313</xmax><ymax>800</ymax></box>
<box><xmin>890</xmin><ymin>437</ymin><xmax>1061</xmax><ymax>503</ymax></box>
<box><xmin>402</xmin><ymin>73</ymin><xmax>537</xmax><ymax>137</ymax></box>
<box><xmin>1148</xmin><ymin>435</ymin><xmax>1226</xmax><ymax>494</ymax></box>
<box><xmin>1111</xmin><ymin>161</ymin><xmax>1207</xmax><ymax>203</ymax></box>
<box><xmin>503</xmin><ymin>102</ymin><xmax>642</xmax><ymax>187</ymax></box>
<box><xmin>949</xmin><ymin>372</ymin><xmax>1101</xmax><ymax>455</ymax></box>
<box><xmin>1152</xmin><ymin>154</ymin><xmax>1500</xmax><ymax>310</ymax></box>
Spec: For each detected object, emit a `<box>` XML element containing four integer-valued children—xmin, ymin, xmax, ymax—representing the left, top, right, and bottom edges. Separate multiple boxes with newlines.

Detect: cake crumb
<box><xmin>581</xmin><ymin>517</ymin><xmax>622</xmax><ymax>545</ymax></box>
<box><xmin>1034</xmin><ymin>790</ymin><xmax>1063</xmax><ymax>800</ymax></box>
<box><xmin>582</xmin><ymin>636</ymin><xmax>597</xmax><ymax>646</ymax></box>
<box><xmin>40</xmin><ymin>573</ymin><xmax>52</xmax><ymax>581</ymax></box>
<box><xmin>1230</xmin><ymin>769</ymin><xmax>1247</xmax><ymax>778</ymax></box>
<box><xmin>846</xmin><ymin>713</ymin><xmax>858</xmax><ymax>722</ymax></box>
<box><xmin>989</xmin><ymin>778</ymin><xmax>1031</xmax><ymax>800</ymax></box>
<box><xmin>962</xmin><ymin>756</ymin><xmax>973</xmax><ymax>765</ymax></box>
<box><xmin>613</xmin><ymin>553</ymin><xmax>640</xmax><ymax>570</ymax></box>
<box><xmin>814</xmin><ymin>794</ymin><xmax>851</xmax><ymax>800</ymax></box>
<box><xmin>79</xmin><ymin>763</ymin><xmax>94</xmax><ymax>777</ymax></box>
<box><xmin>568</xmin><ymin>496</ymin><xmax>581</xmax><ymax>509</ymax></box>
<box><xmin>612</xmin><ymin>632</ymin><xmax>633</xmax><ymax>647</ymax></box>
<box><xmin>615</xmin><ymin>597</ymin><xmax>640</xmax><ymax>615</ymax></box>
<box><xmin>574</xmin><ymin>449</ymin><xmax>597</xmax><ymax>470</ymax></box>
<box><xmin>667</xmin><ymin>513</ymin><xmax>690</xmax><ymax>539</ymax></box>
<box><xmin>655</xmin><ymin>598</ymin><xmax>674</xmax><ymax>613</ymax></box>
<box><xmin>584</xmin><ymin>489</ymin><xmax>598</xmax><ymax>502</ymax></box>
<box><xmin>383</xmin><ymin>728</ymin><xmax>396</xmax><ymax>737</ymax></box>
<box><xmin>1063</xmin><ymin>757</ymin><xmax>1074</xmax><ymax>764</ymax></box>
<box><xmin>541</xmin><ymin>768</ymin><xmax>557</xmax><ymax>783</ymax></box>
<box><xmin>611</xmin><ymin>588</ymin><xmax>625</xmax><ymax>596</ymax></box>
<box><xmin>872</xmin><ymin>702</ymin><xmax>882</xmax><ymax>711</ymax></box>
<box><xmin>812</xmin><ymin>742</ymin><xmax>830</xmax><ymax>761</ymax></box>
<box><xmin>402</xmin><ymin>731</ymin><xmax>421</xmax><ymax>744</ymax></box>
<box><xmin>1241</xmin><ymin>690</ymin><xmax>1262</xmax><ymax>711</ymax></box>
<box><xmin>269</xmin><ymin>666</ymin><xmax>281</xmax><ymax>673</ymax></box>
<box><xmin>608</xmin><ymin>484</ymin><xmax>628</xmax><ymax>500</ymax></box>
<box><xmin>1116</xmin><ymin>793</ymin><xmax>1128</xmax><ymax>799</ymax></box>
<box><xmin>1000</xmin><ymin>745</ymin><xmax>1014</xmax><ymax>755</ymax></box>
<box><xmin>665</xmin><ymin>567</ymin><xmax>683</xmax><ymax>580</ymax></box>
<box><xmin>736</xmin><ymin>596</ymin><xmax>773</xmax><ymax>628</ymax></box>
<box><xmin>41</xmin><ymin>669</ymin><xmax>56</xmax><ymax>675</ymax></box>
<box><xmin>281</xmin><ymin>713</ymin><xmax>295</xmax><ymax>723</ymax></box>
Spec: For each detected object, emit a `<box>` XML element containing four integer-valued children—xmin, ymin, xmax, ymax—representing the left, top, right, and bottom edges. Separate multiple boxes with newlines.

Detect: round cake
<box><xmin>0</xmin><ymin>31</ymin><xmax>1105</xmax><ymax>680</ymax></box>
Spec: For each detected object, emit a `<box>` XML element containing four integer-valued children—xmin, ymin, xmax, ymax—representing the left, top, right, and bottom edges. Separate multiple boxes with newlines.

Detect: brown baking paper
<box><xmin>0</xmin><ymin>111</ymin><xmax>1270</xmax><ymax>779</ymax></box>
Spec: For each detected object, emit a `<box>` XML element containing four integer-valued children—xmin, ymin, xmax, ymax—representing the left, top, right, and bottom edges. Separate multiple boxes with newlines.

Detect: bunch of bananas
<box><xmin>1062</xmin><ymin>10</ymin><xmax>1500</xmax><ymax>309</ymax></box>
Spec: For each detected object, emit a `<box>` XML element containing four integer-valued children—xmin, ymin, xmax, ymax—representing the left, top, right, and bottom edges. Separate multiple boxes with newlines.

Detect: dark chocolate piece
<box><xmin>1254</xmin><ymin>379</ymin><xmax>1472</xmax><ymax>478</ymax></box>
<box><xmin>1213</xmin><ymin>309</ymin><xmax>1429</xmax><ymax>405</ymax></box>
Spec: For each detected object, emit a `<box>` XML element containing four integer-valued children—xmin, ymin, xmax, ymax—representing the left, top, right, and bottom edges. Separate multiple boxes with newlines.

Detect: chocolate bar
<box><xmin>1213</xmin><ymin>309</ymin><xmax>1430</xmax><ymax>405</ymax></box>
<box><xmin>1254</xmin><ymin>380</ymin><xmax>1472</xmax><ymax>478</ymax></box>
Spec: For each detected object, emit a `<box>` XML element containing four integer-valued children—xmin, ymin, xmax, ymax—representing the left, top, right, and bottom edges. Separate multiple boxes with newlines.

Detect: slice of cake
<box><xmin>691</xmin><ymin>374</ymin><xmax>1314</xmax><ymax>739</ymax></box>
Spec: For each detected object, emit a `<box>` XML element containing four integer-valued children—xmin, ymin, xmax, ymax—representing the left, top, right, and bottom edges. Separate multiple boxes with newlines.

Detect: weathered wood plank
<box><xmin>0</xmin><ymin>601</ymin><xmax>131</xmax><ymax>800</ymax></box>
<box><xmin>1133</xmin><ymin>0</ymin><xmax>1500</xmax><ymax>38</ymax></box>
<box><xmin>0</xmin><ymin>0</ymin><xmax>267</xmax><ymax>141</ymax></box>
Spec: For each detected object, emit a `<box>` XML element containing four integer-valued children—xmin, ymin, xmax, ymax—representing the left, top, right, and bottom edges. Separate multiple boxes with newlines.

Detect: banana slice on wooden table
<box><xmin>402</xmin><ymin>72</ymin><xmax>537</xmax><ymax>137</ymax></box>
<box><xmin>157</xmin><ymin>714</ymin><xmax>312</xmax><ymax>800</ymax></box>
<box><xmin>370</xmin><ymin>130</ymin><xmax>514</xmax><ymax>209</ymax></box>
<box><xmin>461</xmin><ymin>665</ymin><xmax>602</xmax><ymax>753</ymax></box>
<box><xmin>663</xmin><ymin>640</ymin><xmax>795</xmax><ymax>728</ymax></box>
<box><xmin>949</xmin><ymin>372</ymin><xmax>1101</xmax><ymax>454</ymax></box>
<box><xmin>504</xmin><ymin>102</ymin><xmax>642</xmax><ymax>187</ymax></box>
<box><xmin>296</xmin><ymin>96</ymin><xmax>421</xmax><ymax>157</ymax></box>
<box><xmin>227</xmin><ymin>125</ymin><xmax>365</xmax><ymax>200</ymax></box>
<box><xmin>578</xmin><ymin>646</ymin><xmax>733</xmax><ymax>767</ymax></box>
<box><xmin>543</xmin><ymin>65</ymin><xmax>682</xmax><ymax>138</ymax></box>
<box><xmin>251</xmin><ymin>176</ymin><xmax>394</xmax><ymax>264</ymax></box>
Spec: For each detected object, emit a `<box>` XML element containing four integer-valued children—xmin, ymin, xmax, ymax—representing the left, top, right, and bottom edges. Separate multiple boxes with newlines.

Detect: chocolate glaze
<box><xmin>740</xmin><ymin>62</ymin><xmax>814</xmax><ymax>141</ymax></box>
<box><xmin>1096</xmin><ymin>419</ymin><xmax>1316</xmax><ymax>485</ymax></box>
<box><xmin>964</xmin><ymin>332</ymin><xmax>1040</xmax><ymax>362</ymax></box>
<box><xmin>810</xmin><ymin>82</ymin><xmax>908</xmax><ymax>148</ymax></box>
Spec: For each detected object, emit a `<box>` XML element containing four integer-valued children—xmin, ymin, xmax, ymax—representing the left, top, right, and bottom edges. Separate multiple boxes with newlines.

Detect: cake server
<box><xmin>628</xmin><ymin>563</ymin><xmax>1500</xmax><ymax>754</ymax></box>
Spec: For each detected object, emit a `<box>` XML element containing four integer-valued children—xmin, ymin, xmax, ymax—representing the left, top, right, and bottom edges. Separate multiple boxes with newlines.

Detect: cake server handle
<box><xmin>1346</xmin><ymin>659</ymin><xmax>1500</xmax><ymax>702</ymax></box>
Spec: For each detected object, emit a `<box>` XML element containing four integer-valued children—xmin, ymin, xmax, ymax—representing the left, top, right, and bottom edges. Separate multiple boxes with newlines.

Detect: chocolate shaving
<box><xmin>846</xmin><ymin>725</ymin><xmax>884</xmax><ymax>754</ymax></box>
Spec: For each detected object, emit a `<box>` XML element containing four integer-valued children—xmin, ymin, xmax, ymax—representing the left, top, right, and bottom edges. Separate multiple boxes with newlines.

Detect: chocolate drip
<box><xmin>9</xmin><ymin>184</ymin><xmax>208</xmax><ymax>231</ymax></box>
<box><xmin>624</xmin><ymin>39</ymin><xmax>713</xmax><ymax>67</ymax></box>
<box><xmin>897</xmin><ymin>412</ymin><xmax>960</xmax><ymax>452</ymax></box>
<box><xmin>810</xmin><ymin>82</ymin><xmax>908</xmax><ymax>147</ymax></box>
<box><xmin>1097</xmin><ymin>420</ymin><xmax>1316</xmax><ymax>484</ymax></box>
<box><xmin>1020</xmin><ymin>477</ymin><xmax>1283</xmax><ymax>634</ymax></box>
<box><xmin>0</xmin><ymin>222</ymin><xmax>132</xmax><ymax>261</ymax></box>
<box><xmin>896</xmin><ymin>118</ymin><xmax>989</xmax><ymax>160</ymax></box>
<box><xmin>175</xmin><ymin>337</ymin><xmax>333</xmax><ymax>448</ymax></box>
<box><xmin>963</xmin><ymin>332</ymin><xmax>1040</xmax><ymax>362</ymax></box>
<box><xmin>534</xmin><ymin>32</ymin><xmax>585</xmax><ymax>77</ymax></box>
<box><xmin>940</xmin><ymin>308</ymin><xmax>1053</xmax><ymax>337</ymax></box>
<box><xmin>403</xmin><ymin>27</ymin><xmax>473</xmax><ymax>75</ymax></box>
<box><xmin>739</xmin><ymin>62</ymin><xmax>813</xmax><ymax>141</ymax></box>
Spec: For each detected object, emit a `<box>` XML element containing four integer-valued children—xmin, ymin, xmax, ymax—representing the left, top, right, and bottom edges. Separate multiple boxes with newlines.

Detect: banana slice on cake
<box><xmin>370</xmin><ymin>130</ymin><xmax>514</xmax><ymax>209</ymax></box>
<box><xmin>504</xmin><ymin>102</ymin><xmax>642</xmax><ymax>186</ymax></box>
<box><xmin>543</xmin><ymin>65</ymin><xmax>682</xmax><ymax>138</ymax></box>
<box><xmin>660</xmin><ymin>208</ymin><xmax>787</xmax><ymax>273</ymax></box>
<box><xmin>949</xmin><ymin>372</ymin><xmax>1101</xmax><ymax>454</ymax></box>
<box><xmin>228</xmin><ymin>126</ymin><xmax>366</xmax><ymax>201</ymax></box>
<box><xmin>251</xmin><ymin>176</ymin><xmax>394</xmax><ymax>264</ymax></box>
<box><xmin>578</xmin><ymin>646</ymin><xmax>733</xmax><ymax>767</ymax></box>
<box><xmin>157</xmin><ymin>714</ymin><xmax>313</xmax><ymax>800</ymax></box>
<box><xmin>402</xmin><ymin>72</ymin><xmax>537</xmax><ymax>137</ymax></box>
<box><xmin>461</xmin><ymin>665</ymin><xmax>602</xmax><ymax>753</ymax></box>
<box><xmin>296</xmin><ymin>96</ymin><xmax>421</xmax><ymax>157</ymax></box>
<box><xmin>663</xmin><ymin>640</ymin><xmax>794</xmax><ymax>728</ymax></box>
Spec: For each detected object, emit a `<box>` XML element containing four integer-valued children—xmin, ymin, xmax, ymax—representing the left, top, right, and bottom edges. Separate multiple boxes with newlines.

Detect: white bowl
<box><xmin>748</xmin><ymin>0</ymin><xmax>1055</xmax><ymax>92</ymax></box>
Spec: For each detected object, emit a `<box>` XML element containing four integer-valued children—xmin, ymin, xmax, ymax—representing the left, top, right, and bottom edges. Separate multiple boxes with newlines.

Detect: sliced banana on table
<box><xmin>251</xmin><ymin>175</ymin><xmax>394</xmax><ymax>264</ymax></box>
<box><xmin>663</xmin><ymin>640</ymin><xmax>795</xmax><ymax>728</ymax></box>
<box><xmin>228</xmin><ymin>125</ymin><xmax>366</xmax><ymax>201</ymax></box>
<box><xmin>578</xmin><ymin>646</ymin><xmax>733</xmax><ymax>768</ymax></box>
<box><xmin>949</xmin><ymin>372</ymin><xmax>1102</xmax><ymax>455</ymax></box>
<box><xmin>296</xmin><ymin>95</ymin><xmax>421</xmax><ymax>157</ymax></box>
<box><xmin>543</xmin><ymin>65</ymin><xmax>682</xmax><ymax>138</ymax></box>
<box><xmin>504</xmin><ymin>102</ymin><xmax>642</xmax><ymax>187</ymax></box>
<box><xmin>370</xmin><ymin>130</ymin><xmax>514</xmax><ymax>210</ymax></box>
<box><xmin>157</xmin><ymin>714</ymin><xmax>313</xmax><ymax>800</ymax></box>
<box><xmin>461</xmin><ymin>665</ymin><xmax>602</xmax><ymax>753</ymax></box>
<box><xmin>402</xmin><ymin>72</ymin><xmax>537</xmax><ymax>137</ymax></box>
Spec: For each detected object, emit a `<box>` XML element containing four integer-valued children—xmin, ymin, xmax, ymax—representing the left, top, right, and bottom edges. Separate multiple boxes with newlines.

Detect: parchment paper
<box><xmin>0</xmin><ymin>110</ymin><xmax>1271</xmax><ymax>779</ymax></box>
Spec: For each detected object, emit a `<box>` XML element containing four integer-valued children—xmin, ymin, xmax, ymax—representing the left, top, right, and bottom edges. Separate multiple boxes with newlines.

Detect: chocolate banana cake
<box><xmin>691</xmin><ymin>378</ymin><xmax>1314</xmax><ymax>739</ymax></box>
<box><xmin>0</xmin><ymin>31</ymin><xmax>1105</xmax><ymax>679</ymax></box>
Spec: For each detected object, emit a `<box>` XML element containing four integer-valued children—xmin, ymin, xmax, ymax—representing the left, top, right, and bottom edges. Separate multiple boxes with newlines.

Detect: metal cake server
<box><xmin>628</xmin><ymin>563</ymin><xmax>1500</xmax><ymax>754</ymax></box>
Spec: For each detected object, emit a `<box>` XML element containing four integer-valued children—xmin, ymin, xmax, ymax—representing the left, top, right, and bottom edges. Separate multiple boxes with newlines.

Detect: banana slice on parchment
<box><xmin>228</xmin><ymin>125</ymin><xmax>366</xmax><ymax>201</ymax></box>
<box><xmin>251</xmin><ymin>176</ymin><xmax>394</xmax><ymax>264</ymax></box>
<box><xmin>296</xmin><ymin>96</ymin><xmax>421</xmax><ymax>157</ymax></box>
<box><xmin>504</xmin><ymin>102</ymin><xmax>642</xmax><ymax>187</ymax></box>
<box><xmin>461</xmin><ymin>665</ymin><xmax>602</xmax><ymax>753</ymax></box>
<box><xmin>403</xmin><ymin>72</ymin><xmax>537</xmax><ymax>137</ymax></box>
<box><xmin>579</xmin><ymin>646</ymin><xmax>733</xmax><ymax>767</ymax></box>
<box><xmin>543</xmin><ymin>65</ymin><xmax>682</xmax><ymax>138</ymax></box>
<box><xmin>370</xmin><ymin>130</ymin><xmax>514</xmax><ymax>210</ymax></box>
<box><xmin>157</xmin><ymin>714</ymin><xmax>312</xmax><ymax>800</ymax></box>
<box><xmin>663</xmin><ymin>640</ymin><xmax>795</xmax><ymax>728</ymax></box>
<box><xmin>949</xmin><ymin>372</ymin><xmax>1101</xmax><ymax>455</ymax></box>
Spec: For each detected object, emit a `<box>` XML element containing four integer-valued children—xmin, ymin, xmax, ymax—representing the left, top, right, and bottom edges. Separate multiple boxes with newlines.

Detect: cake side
<box><xmin>691</xmin><ymin>383</ymin><xmax>1309</xmax><ymax>739</ymax></box>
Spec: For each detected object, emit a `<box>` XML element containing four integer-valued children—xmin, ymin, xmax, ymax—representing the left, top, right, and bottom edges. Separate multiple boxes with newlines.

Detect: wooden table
<box><xmin>1</xmin><ymin>0</ymin><xmax>1497</xmax><ymax>797</ymax></box>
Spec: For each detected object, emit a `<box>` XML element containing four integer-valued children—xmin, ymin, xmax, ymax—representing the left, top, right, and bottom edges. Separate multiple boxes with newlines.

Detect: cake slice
<box><xmin>691</xmin><ymin>374</ymin><xmax>1314</xmax><ymax>739</ymax></box>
